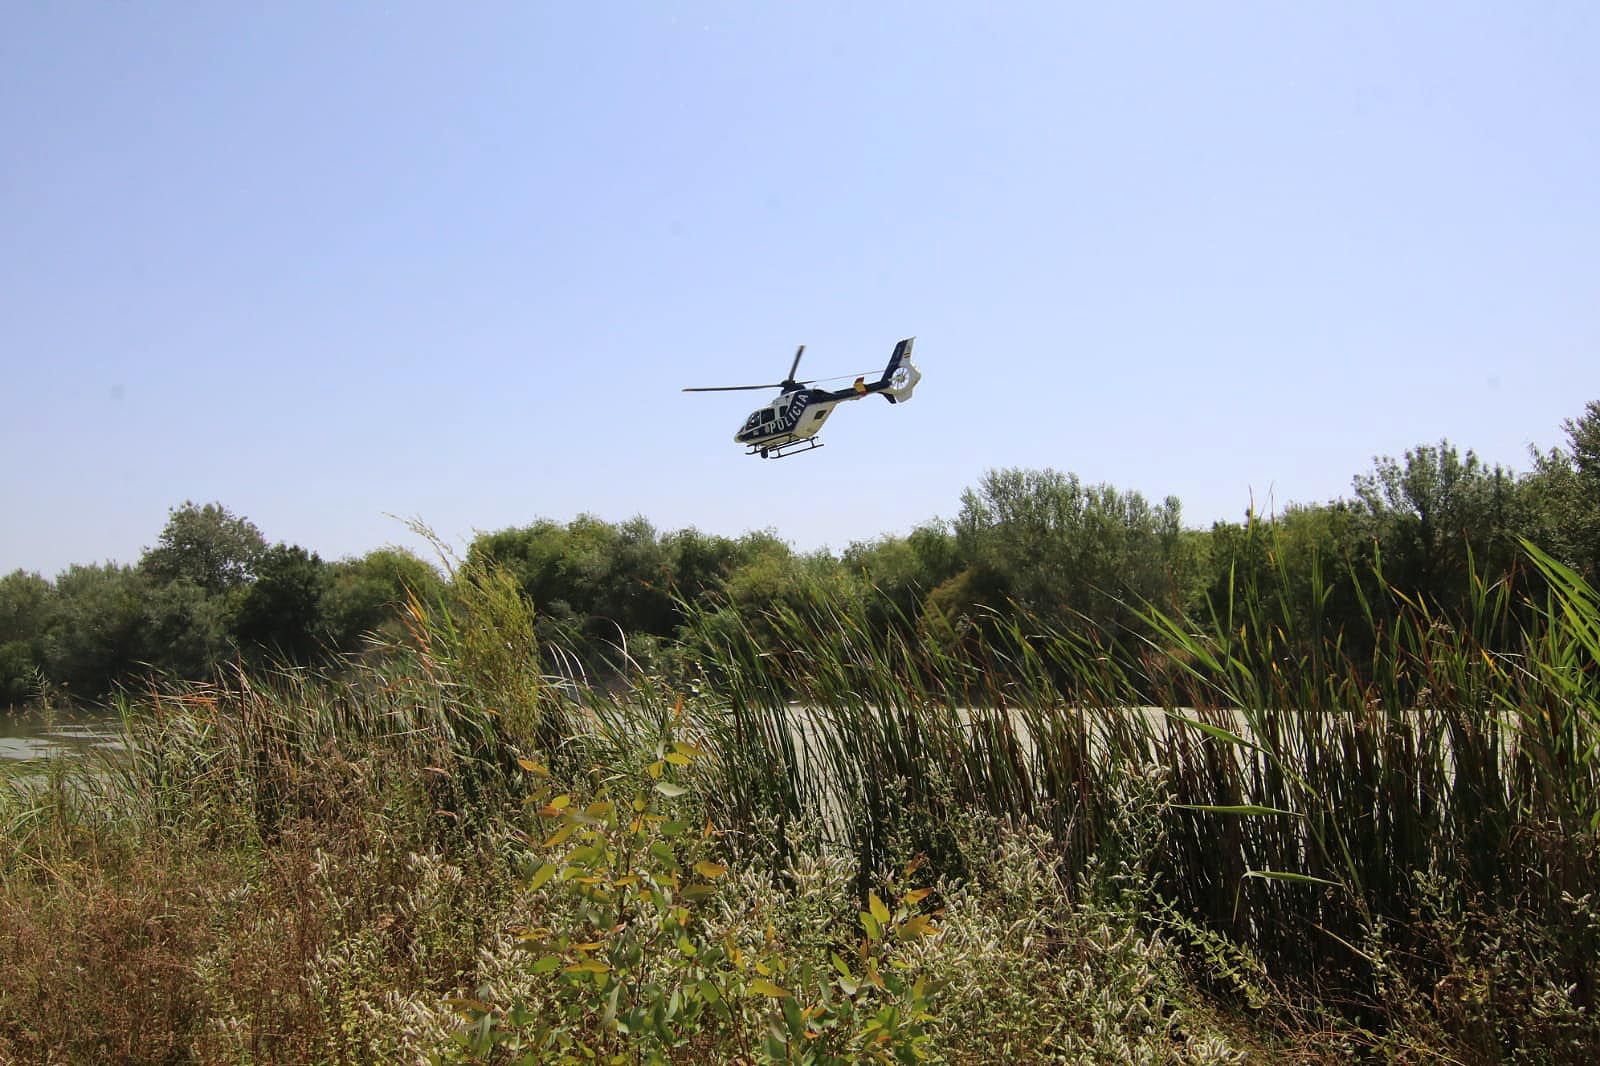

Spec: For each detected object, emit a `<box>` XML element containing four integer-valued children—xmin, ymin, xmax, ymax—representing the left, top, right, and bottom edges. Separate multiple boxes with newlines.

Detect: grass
<box><xmin>0</xmin><ymin>542</ymin><xmax>1596</xmax><ymax>1062</ymax></box>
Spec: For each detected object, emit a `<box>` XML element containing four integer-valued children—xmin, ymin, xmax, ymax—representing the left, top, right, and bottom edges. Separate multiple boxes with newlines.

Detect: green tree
<box><xmin>41</xmin><ymin>564</ymin><xmax>148</xmax><ymax>697</ymax></box>
<box><xmin>1566</xmin><ymin>399</ymin><xmax>1600</xmax><ymax>477</ymax></box>
<box><xmin>469</xmin><ymin>515</ymin><xmax>683</xmax><ymax>666</ymax></box>
<box><xmin>0</xmin><ymin>570</ymin><xmax>54</xmax><ymax>706</ymax></box>
<box><xmin>842</xmin><ymin>522</ymin><xmax>963</xmax><ymax>635</ymax></box>
<box><xmin>470</xmin><ymin>520</ymin><xmax>573</xmax><ymax>615</ymax></box>
<box><xmin>1524</xmin><ymin>401</ymin><xmax>1600</xmax><ymax>584</ymax></box>
<box><xmin>661</xmin><ymin>527</ymin><xmax>743</xmax><ymax>605</ymax></box>
<box><xmin>141</xmin><ymin>577</ymin><xmax>233</xmax><ymax>681</ymax></box>
<box><xmin>953</xmin><ymin>468</ymin><xmax>1185</xmax><ymax>635</ymax></box>
<box><xmin>231</xmin><ymin>544</ymin><xmax>331</xmax><ymax>663</ymax></box>
<box><xmin>0</xmin><ymin>642</ymin><xmax>38</xmax><ymax>707</ymax></box>
<box><xmin>325</xmin><ymin>548</ymin><xmax>443</xmax><ymax>650</ymax></box>
<box><xmin>1566</xmin><ymin>401</ymin><xmax>1600</xmax><ymax>580</ymax></box>
<box><xmin>139</xmin><ymin>501</ymin><xmax>266</xmax><ymax>595</ymax></box>
<box><xmin>1352</xmin><ymin>441</ymin><xmax>1526</xmax><ymax>614</ymax></box>
<box><xmin>592</xmin><ymin>516</ymin><xmax>677</xmax><ymax>639</ymax></box>
<box><xmin>920</xmin><ymin>563</ymin><xmax>1011</xmax><ymax>653</ymax></box>
<box><xmin>691</xmin><ymin>536</ymin><xmax>861</xmax><ymax>659</ymax></box>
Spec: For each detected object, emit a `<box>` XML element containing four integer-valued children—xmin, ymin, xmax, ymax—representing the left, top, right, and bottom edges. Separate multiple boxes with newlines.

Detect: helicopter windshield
<box><xmin>740</xmin><ymin>393</ymin><xmax>808</xmax><ymax>437</ymax></box>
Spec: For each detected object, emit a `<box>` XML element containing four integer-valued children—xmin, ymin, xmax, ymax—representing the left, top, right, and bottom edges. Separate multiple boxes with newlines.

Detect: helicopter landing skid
<box><xmin>750</xmin><ymin>438</ymin><xmax>824</xmax><ymax>459</ymax></box>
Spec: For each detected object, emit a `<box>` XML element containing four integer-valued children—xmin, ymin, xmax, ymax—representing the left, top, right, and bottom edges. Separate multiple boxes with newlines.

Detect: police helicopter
<box><xmin>682</xmin><ymin>337</ymin><xmax>920</xmax><ymax>458</ymax></box>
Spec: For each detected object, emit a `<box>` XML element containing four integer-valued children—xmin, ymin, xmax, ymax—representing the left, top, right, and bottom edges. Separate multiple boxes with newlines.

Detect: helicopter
<box><xmin>683</xmin><ymin>337</ymin><xmax>920</xmax><ymax>458</ymax></box>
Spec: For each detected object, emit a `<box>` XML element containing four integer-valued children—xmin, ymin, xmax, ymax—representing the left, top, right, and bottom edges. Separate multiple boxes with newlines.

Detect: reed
<box><xmin>1</xmin><ymin>535</ymin><xmax>1594</xmax><ymax>1059</ymax></box>
<box><xmin>673</xmin><ymin>539</ymin><xmax>1600</xmax><ymax>1047</ymax></box>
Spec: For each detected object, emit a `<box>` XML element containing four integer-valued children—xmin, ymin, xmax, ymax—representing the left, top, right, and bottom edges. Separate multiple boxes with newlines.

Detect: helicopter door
<box><xmin>742</xmin><ymin>405</ymin><xmax>778</xmax><ymax>436</ymax></box>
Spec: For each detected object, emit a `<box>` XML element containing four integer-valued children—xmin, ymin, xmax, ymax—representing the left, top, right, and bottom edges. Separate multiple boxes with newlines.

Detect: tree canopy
<box><xmin>4</xmin><ymin>400</ymin><xmax>1600</xmax><ymax>708</ymax></box>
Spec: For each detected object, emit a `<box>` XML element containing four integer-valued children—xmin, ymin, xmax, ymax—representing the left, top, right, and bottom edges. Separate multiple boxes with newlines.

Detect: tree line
<box><xmin>4</xmin><ymin>401</ymin><xmax>1598</xmax><ymax>708</ymax></box>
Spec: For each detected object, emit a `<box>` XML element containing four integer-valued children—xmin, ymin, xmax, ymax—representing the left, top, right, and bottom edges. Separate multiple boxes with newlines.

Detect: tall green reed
<box><xmin>673</xmin><ymin>540</ymin><xmax>1599</xmax><ymax>1019</ymax></box>
<box><xmin>10</xmin><ymin>533</ymin><xmax>1591</xmax><ymax>1042</ymax></box>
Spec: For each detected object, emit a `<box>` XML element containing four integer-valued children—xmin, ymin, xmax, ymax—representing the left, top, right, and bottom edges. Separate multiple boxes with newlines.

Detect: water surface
<box><xmin>0</xmin><ymin>707</ymin><xmax>125</xmax><ymax>765</ymax></box>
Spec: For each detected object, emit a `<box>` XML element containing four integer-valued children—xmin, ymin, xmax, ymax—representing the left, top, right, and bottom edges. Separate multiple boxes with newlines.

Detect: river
<box><xmin>0</xmin><ymin>706</ymin><xmax>125</xmax><ymax>766</ymax></box>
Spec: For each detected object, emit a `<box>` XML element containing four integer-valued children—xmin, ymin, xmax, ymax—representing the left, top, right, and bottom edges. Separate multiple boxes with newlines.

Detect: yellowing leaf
<box><xmin>903</xmin><ymin>887</ymin><xmax>933</xmax><ymax>906</ymax></box>
<box><xmin>528</xmin><ymin>863</ymin><xmax>558</xmax><ymax>890</ymax></box>
<box><xmin>749</xmin><ymin>978</ymin><xmax>791</xmax><ymax>998</ymax></box>
<box><xmin>860</xmin><ymin>912</ymin><xmax>882</xmax><ymax>942</ymax></box>
<box><xmin>647</xmin><ymin>760</ymin><xmax>664</xmax><ymax>780</ymax></box>
<box><xmin>516</xmin><ymin>757</ymin><xmax>549</xmax><ymax>776</ymax></box>
<box><xmin>671</xmin><ymin>741</ymin><xmax>706</xmax><ymax>759</ymax></box>
<box><xmin>563</xmin><ymin>959</ymin><xmax>609</xmax><ymax>975</ymax></box>
<box><xmin>693</xmin><ymin>861</ymin><xmax>728</xmax><ymax>879</ymax></box>
<box><xmin>868</xmin><ymin>891</ymin><xmax>890</xmax><ymax>926</ymax></box>
<box><xmin>537</xmin><ymin>794</ymin><xmax>572</xmax><ymax>817</ymax></box>
<box><xmin>664</xmin><ymin>752</ymin><xmax>692</xmax><ymax>766</ymax></box>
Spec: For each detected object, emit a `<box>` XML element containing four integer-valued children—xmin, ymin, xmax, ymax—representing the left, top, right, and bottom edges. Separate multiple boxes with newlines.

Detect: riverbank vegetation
<box><xmin>5</xmin><ymin>401</ymin><xmax>1600</xmax><ymax>709</ymax></box>
<box><xmin>0</xmin><ymin>402</ymin><xmax>1597</xmax><ymax>1060</ymax></box>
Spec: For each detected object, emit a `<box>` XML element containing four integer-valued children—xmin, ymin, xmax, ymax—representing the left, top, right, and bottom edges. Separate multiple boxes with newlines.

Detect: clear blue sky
<box><xmin>3</xmin><ymin>2</ymin><xmax>1596</xmax><ymax>576</ymax></box>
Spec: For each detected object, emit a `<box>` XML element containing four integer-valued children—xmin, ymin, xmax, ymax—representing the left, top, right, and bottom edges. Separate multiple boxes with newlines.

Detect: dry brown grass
<box><xmin>0</xmin><ymin>754</ymin><xmax>499</xmax><ymax>1064</ymax></box>
<box><xmin>0</xmin><ymin>838</ymin><xmax>227</xmax><ymax>1062</ymax></box>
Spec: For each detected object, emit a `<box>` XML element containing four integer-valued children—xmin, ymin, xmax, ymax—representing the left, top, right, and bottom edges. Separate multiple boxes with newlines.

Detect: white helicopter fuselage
<box><xmin>684</xmin><ymin>337</ymin><xmax>919</xmax><ymax>460</ymax></box>
<box><xmin>733</xmin><ymin>389</ymin><xmax>841</xmax><ymax>447</ymax></box>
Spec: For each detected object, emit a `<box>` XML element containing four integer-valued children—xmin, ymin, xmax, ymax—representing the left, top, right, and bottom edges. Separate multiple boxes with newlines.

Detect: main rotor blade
<box><xmin>682</xmin><ymin>383</ymin><xmax>785</xmax><ymax>393</ymax></box>
<box><xmin>786</xmin><ymin>344</ymin><xmax>805</xmax><ymax>382</ymax></box>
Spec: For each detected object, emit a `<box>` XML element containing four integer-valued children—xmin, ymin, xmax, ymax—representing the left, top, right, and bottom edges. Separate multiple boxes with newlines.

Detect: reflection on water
<box><xmin>0</xmin><ymin>707</ymin><xmax>126</xmax><ymax>764</ymax></box>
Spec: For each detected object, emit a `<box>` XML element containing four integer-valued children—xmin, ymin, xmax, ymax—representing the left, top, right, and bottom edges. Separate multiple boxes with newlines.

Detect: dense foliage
<box><xmin>5</xmin><ymin>401</ymin><xmax>1600</xmax><ymax>709</ymax></box>
<box><xmin>0</xmin><ymin>504</ymin><xmax>445</xmax><ymax>705</ymax></box>
<box><xmin>2</xmin><ymin>509</ymin><xmax>1596</xmax><ymax>1060</ymax></box>
<box><xmin>2</xmin><ymin>400</ymin><xmax>1598</xmax><ymax>1059</ymax></box>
